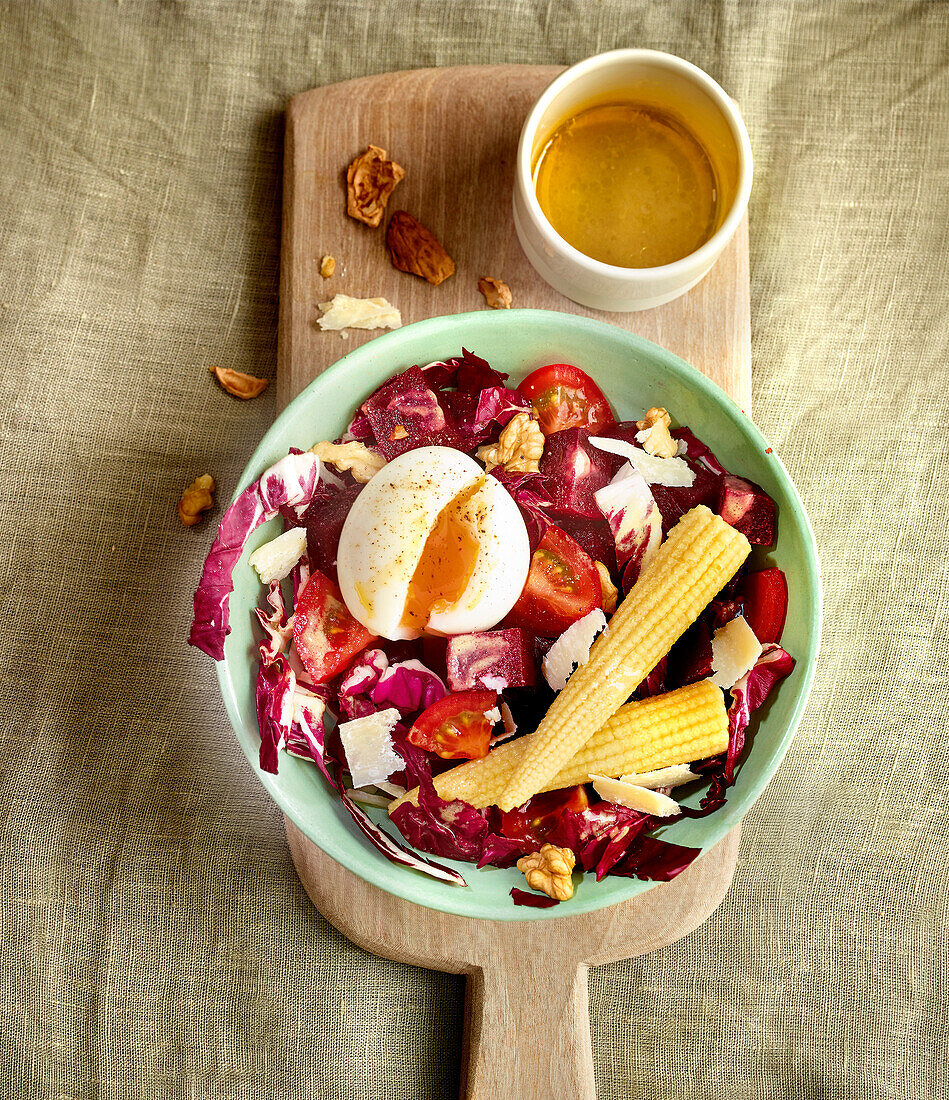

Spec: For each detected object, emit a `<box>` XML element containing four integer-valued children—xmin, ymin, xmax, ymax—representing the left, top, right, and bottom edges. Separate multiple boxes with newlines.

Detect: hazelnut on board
<box><xmin>386</xmin><ymin>210</ymin><xmax>455</xmax><ymax>286</ymax></box>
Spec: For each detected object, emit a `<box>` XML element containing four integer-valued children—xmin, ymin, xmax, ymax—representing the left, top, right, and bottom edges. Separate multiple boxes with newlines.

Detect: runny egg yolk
<box><xmin>401</xmin><ymin>478</ymin><xmax>484</xmax><ymax>632</ymax></box>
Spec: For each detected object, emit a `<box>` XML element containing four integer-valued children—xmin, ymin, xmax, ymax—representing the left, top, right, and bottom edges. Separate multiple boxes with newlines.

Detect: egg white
<box><xmin>425</xmin><ymin>474</ymin><xmax>530</xmax><ymax>636</ymax></box>
<box><xmin>336</xmin><ymin>446</ymin><xmax>530</xmax><ymax>641</ymax></box>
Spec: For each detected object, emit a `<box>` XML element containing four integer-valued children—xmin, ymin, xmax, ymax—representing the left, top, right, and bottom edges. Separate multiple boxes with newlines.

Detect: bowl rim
<box><xmin>214</xmin><ymin>308</ymin><xmax>822</xmax><ymax>921</ymax></box>
<box><xmin>516</xmin><ymin>48</ymin><xmax>754</xmax><ymax>279</ymax></box>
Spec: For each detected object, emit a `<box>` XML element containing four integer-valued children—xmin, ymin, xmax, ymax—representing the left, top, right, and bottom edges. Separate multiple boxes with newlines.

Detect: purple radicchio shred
<box><xmin>255</xmin><ymin>653</ymin><xmax>295</xmax><ymax>774</ymax></box>
<box><xmin>189</xmin><ymin>451</ymin><xmax>321</xmax><ymax>660</ymax></box>
<box><xmin>724</xmin><ymin>643</ymin><xmax>795</xmax><ymax>783</ymax></box>
<box><xmin>390</xmin><ymin>786</ymin><xmax>492</xmax><ymax>864</ymax></box>
<box><xmin>510</xmin><ymin>888</ymin><xmax>559</xmax><ymax>908</ymax></box>
<box><xmin>488</xmin><ymin>468</ymin><xmax>553</xmax><ymax>550</ymax></box>
<box><xmin>421</xmin><ymin>347</ymin><xmax>509</xmax><ymax>392</ymax></box>
<box><xmin>607</xmin><ymin>835</ymin><xmax>701</xmax><ymax>881</ymax></box>
<box><xmin>477</xmin><ymin>833</ymin><xmax>531</xmax><ymax>869</ymax></box>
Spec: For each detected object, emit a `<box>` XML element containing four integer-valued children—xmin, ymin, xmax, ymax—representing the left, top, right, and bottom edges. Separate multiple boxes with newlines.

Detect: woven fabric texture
<box><xmin>1</xmin><ymin>1</ymin><xmax>946</xmax><ymax>1097</ymax></box>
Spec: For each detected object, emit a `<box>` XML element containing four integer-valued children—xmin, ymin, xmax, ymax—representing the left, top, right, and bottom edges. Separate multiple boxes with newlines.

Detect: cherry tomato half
<box><xmin>500</xmin><ymin>786</ymin><xmax>590</xmax><ymax>848</ymax></box>
<box><xmin>293</xmin><ymin>570</ymin><xmax>377</xmax><ymax>684</ymax></box>
<box><xmin>517</xmin><ymin>363</ymin><xmax>616</xmax><ymax>436</ymax></box>
<box><xmin>407</xmin><ymin>690</ymin><xmax>497</xmax><ymax>760</ymax></box>
<box><xmin>505</xmin><ymin>525</ymin><xmax>602</xmax><ymax>637</ymax></box>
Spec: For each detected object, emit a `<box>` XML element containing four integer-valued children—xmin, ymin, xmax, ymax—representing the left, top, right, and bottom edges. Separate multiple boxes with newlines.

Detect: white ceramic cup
<box><xmin>512</xmin><ymin>49</ymin><xmax>753</xmax><ymax>312</ymax></box>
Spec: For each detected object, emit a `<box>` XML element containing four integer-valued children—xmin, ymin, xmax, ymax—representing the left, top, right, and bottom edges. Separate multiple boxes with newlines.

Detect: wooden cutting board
<box><xmin>277</xmin><ymin>65</ymin><xmax>751</xmax><ymax>1100</ymax></box>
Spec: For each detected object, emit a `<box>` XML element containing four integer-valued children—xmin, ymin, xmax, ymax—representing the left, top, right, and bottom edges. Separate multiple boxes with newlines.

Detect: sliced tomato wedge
<box><xmin>505</xmin><ymin>524</ymin><xmax>601</xmax><ymax>637</ymax></box>
<box><xmin>292</xmin><ymin>570</ymin><xmax>377</xmax><ymax>683</ymax></box>
<box><xmin>517</xmin><ymin>363</ymin><xmax>616</xmax><ymax>436</ymax></box>
<box><xmin>739</xmin><ymin>567</ymin><xmax>788</xmax><ymax>644</ymax></box>
<box><xmin>407</xmin><ymin>690</ymin><xmax>497</xmax><ymax>760</ymax></box>
<box><xmin>500</xmin><ymin>786</ymin><xmax>590</xmax><ymax>847</ymax></box>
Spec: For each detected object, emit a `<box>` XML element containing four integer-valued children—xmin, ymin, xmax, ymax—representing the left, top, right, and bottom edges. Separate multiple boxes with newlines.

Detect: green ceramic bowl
<box><xmin>215</xmin><ymin>309</ymin><xmax>821</xmax><ymax>920</ymax></box>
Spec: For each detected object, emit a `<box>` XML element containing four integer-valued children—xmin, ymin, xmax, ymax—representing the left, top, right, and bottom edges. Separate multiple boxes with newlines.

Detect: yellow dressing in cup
<box><xmin>533</xmin><ymin>101</ymin><xmax>728</xmax><ymax>269</ymax></box>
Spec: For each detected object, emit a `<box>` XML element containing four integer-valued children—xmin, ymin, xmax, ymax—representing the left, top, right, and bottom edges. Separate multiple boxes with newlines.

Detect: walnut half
<box><xmin>178</xmin><ymin>474</ymin><xmax>215</xmax><ymax>526</ymax></box>
<box><xmin>517</xmin><ymin>844</ymin><xmax>576</xmax><ymax>901</ymax></box>
<box><xmin>476</xmin><ymin>412</ymin><xmax>544</xmax><ymax>474</ymax></box>
<box><xmin>478</xmin><ymin>276</ymin><xmax>512</xmax><ymax>309</ymax></box>
<box><xmin>636</xmin><ymin>407</ymin><xmax>677</xmax><ymax>458</ymax></box>
<box><xmin>346</xmin><ymin>145</ymin><xmax>405</xmax><ymax>228</ymax></box>
<box><xmin>310</xmin><ymin>440</ymin><xmax>386</xmax><ymax>483</ymax></box>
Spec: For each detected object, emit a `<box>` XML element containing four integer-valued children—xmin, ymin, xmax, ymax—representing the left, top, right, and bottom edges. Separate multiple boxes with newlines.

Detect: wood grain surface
<box><xmin>277</xmin><ymin>65</ymin><xmax>752</xmax><ymax>1100</ymax></box>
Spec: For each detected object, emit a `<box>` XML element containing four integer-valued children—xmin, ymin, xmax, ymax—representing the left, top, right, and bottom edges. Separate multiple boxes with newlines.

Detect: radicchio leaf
<box><xmin>390</xmin><ymin>777</ymin><xmax>492</xmax><ymax>863</ymax></box>
<box><xmin>725</xmin><ymin>643</ymin><xmax>795</xmax><ymax>782</ymax></box>
<box><xmin>256</xmin><ymin>652</ymin><xmax>296</xmax><ymax>774</ymax></box>
<box><xmin>510</xmin><ymin>888</ymin><xmax>559</xmax><ymax>908</ymax></box>
<box><xmin>190</xmin><ymin>451</ymin><xmax>322</xmax><ymax>660</ymax></box>
<box><xmin>488</xmin><ymin>468</ymin><xmax>552</xmax><ymax>550</ymax></box>
<box><xmin>595</xmin><ymin>463</ymin><xmax>662</xmax><ymax>582</ymax></box>
<box><xmin>370</xmin><ymin>659</ymin><xmax>448</xmax><ymax>713</ymax></box>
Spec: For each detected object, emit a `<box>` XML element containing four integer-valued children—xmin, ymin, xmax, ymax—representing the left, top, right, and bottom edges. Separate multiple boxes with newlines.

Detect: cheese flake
<box><xmin>542</xmin><ymin>609</ymin><xmax>608</xmax><ymax>691</ymax></box>
<box><xmin>249</xmin><ymin>527</ymin><xmax>308</xmax><ymax>583</ymax></box>
<box><xmin>317</xmin><ymin>294</ymin><xmax>402</xmax><ymax>332</ymax></box>
<box><xmin>710</xmin><ymin>615</ymin><xmax>763</xmax><ymax>689</ymax></box>
<box><xmin>619</xmin><ymin>764</ymin><xmax>698</xmax><ymax>790</ymax></box>
<box><xmin>337</xmin><ymin>708</ymin><xmax>402</xmax><ymax>788</ymax></box>
<box><xmin>588</xmin><ymin>436</ymin><xmax>695</xmax><ymax>487</ymax></box>
<box><xmin>589</xmin><ymin>774</ymin><xmax>680</xmax><ymax>818</ymax></box>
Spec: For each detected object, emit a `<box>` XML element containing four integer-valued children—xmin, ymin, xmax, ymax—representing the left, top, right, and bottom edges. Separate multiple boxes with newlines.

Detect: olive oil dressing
<box><xmin>532</xmin><ymin>102</ymin><xmax>724</xmax><ymax>268</ymax></box>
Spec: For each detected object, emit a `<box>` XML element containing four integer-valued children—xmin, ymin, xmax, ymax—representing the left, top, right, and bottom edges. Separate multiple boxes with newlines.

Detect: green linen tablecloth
<box><xmin>1</xmin><ymin>1</ymin><xmax>946</xmax><ymax>1097</ymax></box>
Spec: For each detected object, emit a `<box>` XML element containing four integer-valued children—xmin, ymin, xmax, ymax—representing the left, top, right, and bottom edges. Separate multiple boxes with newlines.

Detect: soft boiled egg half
<box><xmin>337</xmin><ymin>446</ymin><xmax>531</xmax><ymax>640</ymax></box>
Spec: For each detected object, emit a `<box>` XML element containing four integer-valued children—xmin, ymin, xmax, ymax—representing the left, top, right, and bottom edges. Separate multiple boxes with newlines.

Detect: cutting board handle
<box><xmin>460</xmin><ymin>953</ymin><xmax>596</xmax><ymax>1100</ymax></box>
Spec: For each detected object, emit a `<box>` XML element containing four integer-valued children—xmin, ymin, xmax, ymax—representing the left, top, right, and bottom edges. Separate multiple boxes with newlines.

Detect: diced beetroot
<box><xmin>557</xmin><ymin>515</ymin><xmax>618</xmax><ymax>577</ymax></box>
<box><xmin>739</xmin><ymin>567</ymin><xmax>788</xmax><ymax>643</ymax></box>
<box><xmin>445</xmin><ymin>628</ymin><xmax>536</xmax><ymax>692</ymax></box>
<box><xmin>650</xmin><ymin>465</ymin><xmax>721</xmax><ymax>535</ymax></box>
<box><xmin>305</xmin><ymin>477</ymin><xmax>363</xmax><ymax>583</ymax></box>
<box><xmin>539</xmin><ymin>426</ymin><xmax>623</xmax><ymax>519</ymax></box>
<box><xmin>597</xmin><ymin>420</ymin><xmax>642</xmax><ymax>447</ymax></box>
<box><xmin>672</xmin><ymin>428</ymin><xmax>728</xmax><ymax>476</ymax></box>
<box><xmin>718</xmin><ymin>475</ymin><xmax>777</xmax><ymax>545</ymax></box>
<box><xmin>421</xmin><ymin>635</ymin><xmax>449</xmax><ymax>680</ymax></box>
<box><xmin>361</xmin><ymin>365</ymin><xmax>449</xmax><ymax>460</ymax></box>
<box><xmin>706</xmin><ymin>596</ymin><xmax>745</xmax><ymax>632</ymax></box>
<box><xmin>668</xmin><ymin>621</ymin><xmax>714</xmax><ymax>686</ymax></box>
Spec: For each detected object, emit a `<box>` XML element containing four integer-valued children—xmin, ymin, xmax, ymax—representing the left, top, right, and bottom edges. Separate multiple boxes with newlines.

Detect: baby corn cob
<box><xmin>496</xmin><ymin>505</ymin><xmax>750</xmax><ymax>812</ymax></box>
<box><xmin>389</xmin><ymin>679</ymin><xmax>728</xmax><ymax>812</ymax></box>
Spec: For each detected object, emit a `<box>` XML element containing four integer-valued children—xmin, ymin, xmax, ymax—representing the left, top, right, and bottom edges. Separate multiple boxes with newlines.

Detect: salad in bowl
<box><xmin>190</xmin><ymin>311</ymin><xmax>819</xmax><ymax>917</ymax></box>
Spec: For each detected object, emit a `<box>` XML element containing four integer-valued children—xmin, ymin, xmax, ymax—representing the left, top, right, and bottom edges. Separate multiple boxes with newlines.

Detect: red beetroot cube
<box><xmin>446</xmin><ymin>628</ymin><xmax>536</xmax><ymax>692</ymax></box>
<box><xmin>362</xmin><ymin>365</ymin><xmax>448</xmax><ymax>460</ymax></box>
<box><xmin>539</xmin><ymin>427</ymin><xmax>622</xmax><ymax>519</ymax></box>
<box><xmin>718</xmin><ymin>475</ymin><xmax>777</xmax><ymax>546</ymax></box>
